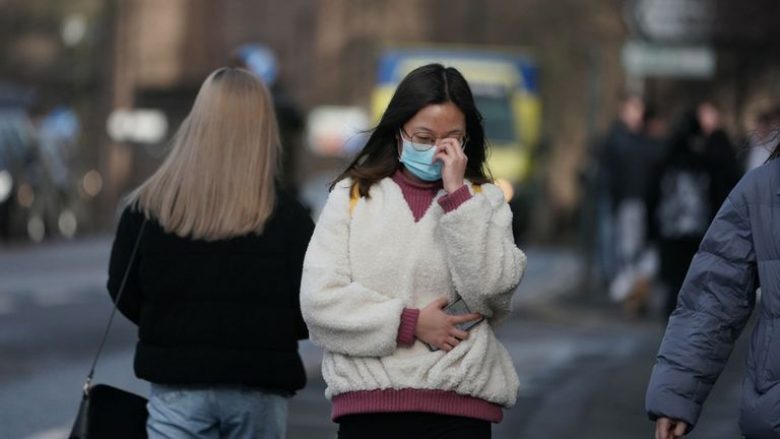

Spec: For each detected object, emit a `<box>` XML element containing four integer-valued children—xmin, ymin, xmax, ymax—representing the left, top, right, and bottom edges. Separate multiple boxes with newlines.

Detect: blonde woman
<box><xmin>107</xmin><ymin>67</ymin><xmax>314</xmax><ymax>439</ymax></box>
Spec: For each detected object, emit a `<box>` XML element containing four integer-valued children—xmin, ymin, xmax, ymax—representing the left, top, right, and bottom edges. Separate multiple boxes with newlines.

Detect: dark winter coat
<box><xmin>601</xmin><ymin>120</ymin><xmax>656</xmax><ymax>206</ymax></box>
<box><xmin>645</xmin><ymin>129</ymin><xmax>739</xmax><ymax>308</ymax></box>
<box><xmin>646</xmin><ymin>158</ymin><xmax>780</xmax><ymax>438</ymax></box>
<box><xmin>107</xmin><ymin>190</ymin><xmax>314</xmax><ymax>393</ymax></box>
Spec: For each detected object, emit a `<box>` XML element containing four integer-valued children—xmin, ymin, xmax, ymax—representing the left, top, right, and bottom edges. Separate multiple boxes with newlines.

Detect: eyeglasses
<box><xmin>400</xmin><ymin>129</ymin><xmax>468</xmax><ymax>151</ymax></box>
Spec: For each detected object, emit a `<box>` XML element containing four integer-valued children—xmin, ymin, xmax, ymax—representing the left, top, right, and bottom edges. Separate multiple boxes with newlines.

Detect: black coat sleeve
<box><xmin>284</xmin><ymin>196</ymin><xmax>315</xmax><ymax>340</ymax></box>
<box><xmin>107</xmin><ymin>206</ymin><xmax>145</xmax><ymax>324</ymax></box>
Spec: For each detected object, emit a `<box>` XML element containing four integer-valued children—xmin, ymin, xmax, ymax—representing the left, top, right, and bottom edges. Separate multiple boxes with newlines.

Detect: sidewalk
<box><xmin>508</xmin><ymin>299</ymin><xmax>748</xmax><ymax>439</ymax></box>
<box><xmin>577</xmin><ymin>308</ymin><xmax>748</xmax><ymax>439</ymax></box>
<box><xmin>12</xmin><ymin>239</ymin><xmax>743</xmax><ymax>439</ymax></box>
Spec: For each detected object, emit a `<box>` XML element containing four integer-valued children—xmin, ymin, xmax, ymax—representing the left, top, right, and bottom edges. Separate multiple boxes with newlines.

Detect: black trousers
<box><xmin>337</xmin><ymin>412</ymin><xmax>491</xmax><ymax>439</ymax></box>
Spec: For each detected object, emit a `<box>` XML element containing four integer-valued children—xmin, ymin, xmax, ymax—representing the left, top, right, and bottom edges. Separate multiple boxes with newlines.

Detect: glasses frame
<box><xmin>399</xmin><ymin>128</ymin><xmax>468</xmax><ymax>152</ymax></box>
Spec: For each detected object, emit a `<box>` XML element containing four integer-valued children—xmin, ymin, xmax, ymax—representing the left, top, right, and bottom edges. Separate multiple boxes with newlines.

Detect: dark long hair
<box><xmin>332</xmin><ymin>63</ymin><xmax>491</xmax><ymax>196</ymax></box>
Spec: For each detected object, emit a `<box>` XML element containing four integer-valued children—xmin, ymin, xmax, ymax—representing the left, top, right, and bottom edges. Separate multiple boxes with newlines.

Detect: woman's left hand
<box><xmin>434</xmin><ymin>139</ymin><xmax>467</xmax><ymax>194</ymax></box>
<box><xmin>655</xmin><ymin>417</ymin><xmax>687</xmax><ymax>439</ymax></box>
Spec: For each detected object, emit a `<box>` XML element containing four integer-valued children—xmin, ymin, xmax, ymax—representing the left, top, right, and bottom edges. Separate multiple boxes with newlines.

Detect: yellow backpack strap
<box><xmin>471</xmin><ymin>183</ymin><xmax>482</xmax><ymax>194</ymax></box>
<box><xmin>348</xmin><ymin>183</ymin><xmax>361</xmax><ymax>217</ymax></box>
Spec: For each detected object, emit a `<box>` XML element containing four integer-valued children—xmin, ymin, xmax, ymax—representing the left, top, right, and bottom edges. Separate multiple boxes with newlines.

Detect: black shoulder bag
<box><xmin>70</xmin><ymin>219</ymin><xmax>149</xmax><ymax>439</ymax></box>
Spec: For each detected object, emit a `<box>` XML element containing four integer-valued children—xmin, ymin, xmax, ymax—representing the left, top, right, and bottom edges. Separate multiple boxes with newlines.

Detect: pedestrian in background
<box><xmin>300</xmin><ymin>64</ymin><xmax>526</xmax><ymax>439</ymax></box>
<box><xmin>645</xmin><ymin>105</ymin><xmax>740</xmax><ymax>320</ymax></box>
<box><xmin>599</xmin><ymin>95</ymin><xmax>656</xmax><ymax>312</ymax></box>
<box><xmin>645</xmin><ymin>137</ymin><xmax>780</xmax><ymax>439</ymax></box>
<box><xmin>107</xmin><ymin>67</ymin><xmax>314</xmax><ymax>439</ymax></box>
<box><xmin>697</xmin><ymin>101</ymin><xmax>740</xmax><ymax>193</ymax></box>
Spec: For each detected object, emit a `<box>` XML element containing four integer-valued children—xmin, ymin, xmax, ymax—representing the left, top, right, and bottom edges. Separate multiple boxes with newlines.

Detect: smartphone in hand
<box><xmin>425</xmin><ymin>298</ymin><xmax>484</xmax><ymax>351</ymax></box>
<box><xmin>445</xmin><ymin>298</ymin><xmax>484</xmax><ymax>331</ymax></box>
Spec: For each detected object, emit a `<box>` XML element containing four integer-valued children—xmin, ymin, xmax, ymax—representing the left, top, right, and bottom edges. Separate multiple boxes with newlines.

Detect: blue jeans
<box><xmin>147</xmin><ymin>384</ymin><xmax>288</xmax><ymax>439</ymax></box>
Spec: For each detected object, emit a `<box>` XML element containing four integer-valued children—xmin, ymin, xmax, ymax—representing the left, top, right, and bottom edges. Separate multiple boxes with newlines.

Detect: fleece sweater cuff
<box><xmin>438</xmin><ymin>184</ymin><xmax>472</xmax><ymax>213</ymax></box>
<box><xmin>396</xmin><ymin>308</ymin><xmax>420</xmax><ymax>346</ymax></box>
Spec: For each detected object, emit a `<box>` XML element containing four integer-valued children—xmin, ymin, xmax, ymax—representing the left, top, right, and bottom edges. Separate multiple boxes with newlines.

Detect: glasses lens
<box><xmin>410</xmin><ymin>134</ymin><xmax>435</xmax><ymax>150</ymax></box>
<box><xmin>403</xmin><ymin>132</ymin><xmax>467</xmax><ymax>150</ymax></box>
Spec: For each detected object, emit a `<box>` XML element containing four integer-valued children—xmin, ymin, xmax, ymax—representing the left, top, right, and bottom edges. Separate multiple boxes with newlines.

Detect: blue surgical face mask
<box><xmin>399</xmin><ymin>138</ymin><xmax>442</xmax><ymax>181</ymax></box>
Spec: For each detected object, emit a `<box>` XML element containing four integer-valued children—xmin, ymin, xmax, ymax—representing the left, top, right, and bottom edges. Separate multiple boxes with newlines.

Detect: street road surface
<box><xmin>0</xmin><ymin>238</ymin><xmax>743</xmax><ymax>439</ymax></box>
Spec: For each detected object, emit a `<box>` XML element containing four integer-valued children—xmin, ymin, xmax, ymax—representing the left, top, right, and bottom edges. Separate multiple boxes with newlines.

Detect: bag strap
<box><xmin>82</xmin><ymin>217</ymin><xmax>147</xmax><ymax>395</ymax></box>
<box><xmin>348</xmin><ymin>182</ymin><xmax>482</xmax><ymax>217</ymax></box>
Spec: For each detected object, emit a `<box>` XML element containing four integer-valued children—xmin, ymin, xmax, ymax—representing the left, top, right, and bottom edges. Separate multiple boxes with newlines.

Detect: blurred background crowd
<box><xmin>0</xmin><ymin>0</ymin><xmax>776</xmax><ymax>242</ymax></box>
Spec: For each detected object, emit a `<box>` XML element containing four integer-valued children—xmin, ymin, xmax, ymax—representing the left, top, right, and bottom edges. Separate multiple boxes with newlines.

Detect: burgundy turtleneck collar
<box><xmin>389</xmin><ymin>168</ymin><xmax>472</xmax><ymax>222</ymax></box>
<box><xmin>391</xmin><ymin>169</ymin><xmax>442</xmax><ymax>222</ymax></box>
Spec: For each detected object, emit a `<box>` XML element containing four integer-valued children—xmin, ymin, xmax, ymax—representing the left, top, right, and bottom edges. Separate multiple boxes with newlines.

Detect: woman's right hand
<box><xmin>415</xmin><ymin>297</ymin><xmax>482</xmax><ymax>352</ymax></box>
<box><xmin>655</xmin><ymin>417</ymin><xmax>688</xmax><ymax>439</ymax></box>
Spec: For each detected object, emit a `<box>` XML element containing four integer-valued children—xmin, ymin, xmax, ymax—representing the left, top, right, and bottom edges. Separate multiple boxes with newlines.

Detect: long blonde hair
<box><xmin>129</xmin><ymin>67</ymin><xmax>280</xmax><ymax>240</ymax></box>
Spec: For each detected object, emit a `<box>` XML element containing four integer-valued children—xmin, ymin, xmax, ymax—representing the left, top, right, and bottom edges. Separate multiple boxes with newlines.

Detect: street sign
<box><xmin>626</xmin><ymin>0</ymin><xmax>780</xmax><ymax>44</ymax></box>
<box><xmin>621</xmin><ymin>41</ymin><xmax>715</xmax><ymax>78</ymax></box>
<box><xmin>628</xmin><ymin>0</ymin><xmax>714</xmax><ymax>43</ymax></box>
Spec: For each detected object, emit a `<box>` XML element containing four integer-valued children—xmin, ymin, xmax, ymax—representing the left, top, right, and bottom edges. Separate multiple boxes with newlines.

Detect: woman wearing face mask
<box><xmin>300</xmin><ymin>64</ymin><xmax>526</xmax><ymax>439</ymax></box>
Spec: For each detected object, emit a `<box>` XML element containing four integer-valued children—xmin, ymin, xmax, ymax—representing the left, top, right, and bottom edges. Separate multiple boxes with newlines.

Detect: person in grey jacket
<box><xmin>646</xmin><ymin>142</ymin><xmax>780</xmax><ymax>439</ymax></box>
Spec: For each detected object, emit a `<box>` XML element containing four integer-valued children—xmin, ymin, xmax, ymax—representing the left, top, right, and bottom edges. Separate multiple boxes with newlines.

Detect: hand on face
<box><xmin>400</xmin><ymin>102</ymin><xmax>468</xmax><ymax>191</ymax></box>
<box><xmin>434</xmin><ymin>138</ymin><xmax>467</xmax><ymax>194</ymax></box>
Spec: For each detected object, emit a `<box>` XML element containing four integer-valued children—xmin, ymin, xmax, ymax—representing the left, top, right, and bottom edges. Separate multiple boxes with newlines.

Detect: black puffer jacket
<box><xmin>107</xmin><ymin>190</ymin><xmax>314</xmax><ymax>393</ymax></box>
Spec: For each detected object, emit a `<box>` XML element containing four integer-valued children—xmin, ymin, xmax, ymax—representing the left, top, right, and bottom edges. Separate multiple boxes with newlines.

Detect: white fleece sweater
<box><xmin>300</xmin><ymin>177</ymin><xmax>526</xmax><ymax>407</ymax></box>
